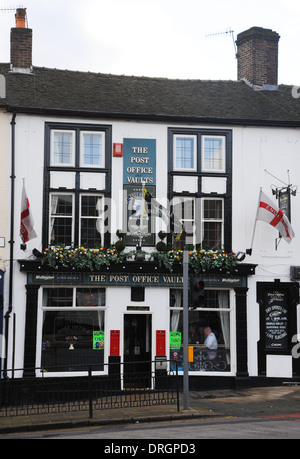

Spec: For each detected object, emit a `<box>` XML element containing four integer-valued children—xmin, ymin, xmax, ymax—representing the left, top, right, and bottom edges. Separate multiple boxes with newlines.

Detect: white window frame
<box><xmin>172</xmin><ymin>196</ymin><xmax>196</xmax><ymax>245</ymax></box>
<box><xmin>36</xmin><ymin>286</ymin><xmax>107</xmax><ymax>377</ymax></box>
<box><xmin>201</xmin><ymin>197</ymin><xmax>224</xmax><ymax>248</ymax></box>
<box><xmin>49</xmin><ymin>192</ymin><xmax>75</xmax><ymax>247</ymax></box>
<box><xmin>201</xmin><ymin>135</ymin><xmax>226</xmax><ymax>173</ymax></box>
<box><xmin>50</xmin><ymin>130</ymin><xmax>75</xmax><ymax>167</ymax></box>
<box><xmin>173</xmin><ymin>134</ymin><xmax>197</xmax><ymax>171</ymax></box>
<box><xmin>80</xmin><ymin>131</ymin><xmax>105</xmax><ymax>168</ymax></box>
<box><xmin>79</xmin><ymin>193</ymin><xmax>104</xmax><ymax>247</ymax></box>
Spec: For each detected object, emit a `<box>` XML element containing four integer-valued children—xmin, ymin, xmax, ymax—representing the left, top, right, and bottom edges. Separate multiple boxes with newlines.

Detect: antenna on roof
<box><xmin>205</xmin><ymin>28</ymin><xmax>237</xmax><ymax>59</ymax></box>
<box><xmin>0</xmin><ymin>5</ymin><xmax>25</xmax><ymax>13</ymax></box>
<box><xmin>0</xmin><ymin>5</ymin><xmax>28</xmax><ymax>27</ymax></box>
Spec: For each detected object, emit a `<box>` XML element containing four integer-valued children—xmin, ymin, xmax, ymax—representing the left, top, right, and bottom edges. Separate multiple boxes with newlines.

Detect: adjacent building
<box><xmin>1</xmin><ymin>9</ymin><xmax>300</xmax><ymax>389</ymax></box>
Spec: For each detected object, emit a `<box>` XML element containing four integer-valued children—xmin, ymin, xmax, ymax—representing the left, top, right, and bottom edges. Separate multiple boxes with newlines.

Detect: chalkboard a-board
<box><xmin>265</xmin><ymin>290</ymin><xmax>288</xmax><ymax>350</ymax></box>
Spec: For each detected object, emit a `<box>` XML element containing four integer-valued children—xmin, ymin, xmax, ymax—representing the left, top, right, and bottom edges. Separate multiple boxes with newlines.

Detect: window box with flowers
<box><xmin>41</xmin><ymin>246</ymin><xmax>127</xmax><ymax>271</ymax></box>
<box><xmin>151</xmin><ymin>249</ymin><xmax>238</xmax><ymax>274</ymax></box>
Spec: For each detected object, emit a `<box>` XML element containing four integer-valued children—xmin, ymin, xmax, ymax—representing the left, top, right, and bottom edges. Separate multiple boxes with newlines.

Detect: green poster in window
<box><xmin>170</xmin><ymin>331</ymin><xmax>181</xmax><ymax>349</ymax></box>
<box><xmin>93</xmin><ymin>331</ymin><xmax>104</xmax><ymax>350</ymax></box>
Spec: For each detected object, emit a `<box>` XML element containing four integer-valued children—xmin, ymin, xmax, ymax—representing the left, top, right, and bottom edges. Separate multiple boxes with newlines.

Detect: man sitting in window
<box><xmin>203</xmin><ymin>326</ymin><xmax>218</xmax><ymax>359</ymax></box>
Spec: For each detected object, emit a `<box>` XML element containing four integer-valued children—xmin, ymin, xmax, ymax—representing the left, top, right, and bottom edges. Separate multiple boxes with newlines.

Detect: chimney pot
<box><xmin>15</xmin><ymin>8</ymin><xmax>27</xmax><ymax>28</ymax></box>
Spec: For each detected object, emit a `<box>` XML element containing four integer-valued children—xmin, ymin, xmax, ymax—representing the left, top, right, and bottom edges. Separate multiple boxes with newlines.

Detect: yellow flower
<box><xmin>68</xmin><ymin>253</ymin><xmax>72</xmax><ymax>258</ymax></box>
<box><xmin>59</xmin><ymin>254</ymin><xmax>63</xmax><ymax>258</ymax></box>
<box><xmin>81</xmin><ymin>246</ymin><xmax>85</xmax><ymax>251</ymax></box>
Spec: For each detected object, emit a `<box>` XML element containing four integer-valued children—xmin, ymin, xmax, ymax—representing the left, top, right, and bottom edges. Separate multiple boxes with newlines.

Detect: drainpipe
<box><xmin>4</xmin><ymin>112</ymin><xmax>16</xmax><ymax>375</ymax></box>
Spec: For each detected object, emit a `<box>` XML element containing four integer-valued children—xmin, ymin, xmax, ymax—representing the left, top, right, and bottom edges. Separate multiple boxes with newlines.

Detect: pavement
<box><xmin>1</xmin><ymin>384</ymin><xmax>300</xmax><ymax>435</ymax></box>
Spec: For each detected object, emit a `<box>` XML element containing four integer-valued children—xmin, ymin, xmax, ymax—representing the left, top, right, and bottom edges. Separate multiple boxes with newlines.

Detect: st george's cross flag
<box><xmin>256</xmin><ymin>190</ymin><xmax>295</xmax><ymax>243</ymax></box>
<box><xmin>20</xmin><ymin>179</ymin><xmax>37</xmax><ymax>244</ymax></box>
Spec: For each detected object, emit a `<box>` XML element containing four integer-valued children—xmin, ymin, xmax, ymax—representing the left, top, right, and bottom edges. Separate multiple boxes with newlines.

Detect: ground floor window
<box><xmin>41</xmin><ymin>287</ymin><xmax>105</xmax><ymax>372</ymax></box>
<box><xmin>170</xmin><ymin>289</ymin><xmax>232</xmax><ymax>373</ymax></box>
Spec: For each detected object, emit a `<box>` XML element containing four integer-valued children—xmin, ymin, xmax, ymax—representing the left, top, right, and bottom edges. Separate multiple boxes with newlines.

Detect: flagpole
<box><xmin>247</xmin><ymin>187</ymin><xmax>262</xmax><ymax>255</ymax></box>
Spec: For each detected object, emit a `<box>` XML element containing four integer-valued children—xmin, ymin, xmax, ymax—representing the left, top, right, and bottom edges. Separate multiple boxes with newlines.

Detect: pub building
<box><xmin>1</xmin><ymin>11</ymin><xmax>300</xmax><ymax>389</ymax></box>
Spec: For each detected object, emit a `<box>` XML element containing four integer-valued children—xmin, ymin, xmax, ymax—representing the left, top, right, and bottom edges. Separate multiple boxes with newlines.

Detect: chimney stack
<box><xmin>10</xmin><ymin>8</ymin><xmax>33</xmax><ymax>72</ymax></box>
<box><xmin>236</xmin><ymin>27</ymin><xmax>280</xmax><ymax>88</ymax></box>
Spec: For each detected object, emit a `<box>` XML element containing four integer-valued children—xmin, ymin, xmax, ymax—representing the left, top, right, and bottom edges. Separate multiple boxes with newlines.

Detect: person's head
<box><xmin>204</xmin><ymin>326</ymin><xmax>212</xmax><ymax>337</ymax></box>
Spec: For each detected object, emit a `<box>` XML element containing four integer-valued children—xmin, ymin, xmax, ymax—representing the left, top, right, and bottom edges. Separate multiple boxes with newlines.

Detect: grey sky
<box><xmin>0</xmin><ymin>0</ymin><xmax>299</xmax><ymax>84</ymax></box>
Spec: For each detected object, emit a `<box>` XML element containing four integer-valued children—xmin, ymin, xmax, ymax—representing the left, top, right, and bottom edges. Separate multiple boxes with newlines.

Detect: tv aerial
<box><xmin>205</xmin><ymin>28</ymin><xmax>237</xmax><ymax>59</ymax></box>
<box><xmin>0</xmin><ymin>5</ymin><xmax>28</xmax><ymax>26</ymax></box>
<box><xmin>0</xmin><ymin>4</ymin><xmax>25</xmax><ymax>13</ymax></box>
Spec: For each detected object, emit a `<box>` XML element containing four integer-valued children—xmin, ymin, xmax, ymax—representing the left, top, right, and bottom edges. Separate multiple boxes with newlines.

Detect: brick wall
<box><xmin>10</xmin><ymin>27</ymin><xmax>32</xmax><ymax>69</ymax></box>
<box><xmin>236</xmin><ymin>27</ymin><xmax>280</xmax><ymax>87</ymax></box>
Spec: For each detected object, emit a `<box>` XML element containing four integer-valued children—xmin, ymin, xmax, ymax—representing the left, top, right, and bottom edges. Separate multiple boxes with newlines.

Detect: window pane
<box><xmin>203</xmin><ymin>200</ymin><xmax>223</xmax><ymax>219</ymax></box>
<box><xmin>43</xmin><ymin>288</ymin><xmax>73</xmax><ymax>307</ymax></box>
<box><xmin>82</xmin><ymin>133</ymin><xmax>102</xmax><ymax>166</ymax></box>
<box><xmin>203</xmin><ymin>222</ymin><xmax>222</xmax><ymax>249</ymax></box>
<box><xmin>41</xmin><ymin>310</ymin><xmax>105</xmax><ymax>372</ymax></box>
<box><xmin>170</xmin><ymin>289</ymin><xmax>183</xmax><ymax>307</ymax></box>
<box><xmin>204</xmin><ymin>290</ymin><xmax>229</xmax><ymax>308</ymax></box>
<box><xmin>80</xmin><ymin>196</ymin><xmax>102</xmax><ymax>247</ymax></box>
<box><xmin>170</xmin><ymin>306</ymin><xmax>231</xmax><ymax>372</ymax></box>
<box><xmin>76</xmin><ymin>288</ymin><xmax>105</xmax><ymax>307</ymax></box>
<box><xmin>53</xmin><ymin>132</ymin><xmax>72</xmax><ymax>164</ymax></box>
<box><xmin>50</xmin><ymin>195</ymin><xmax>73</xmax><ymax>245</ymax></box>
<box><xmin>176</xmin><ymin>137</ymin><xmax>194</xmax><ymax>169</ymax></box>
<box><xmin>203</xmin><ymin>137</ymin><xmax>224</xmax><ymax>171</ymax></box>
<box><xmin>81</xmin><ymin>195</ymin><xmax>100</xmax><ymax>217</ymax></box>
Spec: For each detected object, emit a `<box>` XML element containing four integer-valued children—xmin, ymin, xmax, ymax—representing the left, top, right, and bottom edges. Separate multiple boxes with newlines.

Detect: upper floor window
<box><xmin>171</xmin><ymin>132</ymin><xmax>227</xmax><ymax>173</ymax></box>
<box><xmin>50</xmin><ymin>193</ymin><xmax>74</xmax><ymax>246</ymax></box>
<box><xmin>44</xmin><ymin>122</ymin><xmax>111</xmax><ymax>249</ymax></box>
<box><xmin>51</xmin><ymin>130</ymin><xmax>75</xmax><ymax>166</ymax></box>
<box><xmin>49</xmin><ymin>192</ymin><xmax>103</xmax><ymax>247</ymax></box>
<box><xmin>174</xmin><ymin>135</ymin><xmax>196</xmax><ymax>171</ymax></box>
<box><xmin>80</xmin><ymin>132</ymin><xmax>105</xmax><ymax>168</ymax></box>
<box><xmin>50</xmin><ymin>128</ymin><xmax>106</xmax><ymax>169</ymax></box>
<box><xmin>202</xmin><ymin>136</ymin><xmax>225</xmax><ymax>172</ymax></box>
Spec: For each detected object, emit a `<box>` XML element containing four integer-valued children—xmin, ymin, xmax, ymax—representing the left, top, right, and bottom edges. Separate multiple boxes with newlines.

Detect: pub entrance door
<box><xmin>123</xmin><ymin>314</ymin><xmax>152</xmax><ymax>388</ymax></box>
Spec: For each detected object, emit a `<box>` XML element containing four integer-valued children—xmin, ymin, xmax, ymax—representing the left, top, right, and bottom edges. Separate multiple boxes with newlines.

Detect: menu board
<box><xmin>265</xmin><ymin>290</ymin><xmax>289</xmax><ymax>350</ymax></box>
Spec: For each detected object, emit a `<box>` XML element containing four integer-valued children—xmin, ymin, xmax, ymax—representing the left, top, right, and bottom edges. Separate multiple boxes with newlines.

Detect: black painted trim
<box><xmin>257</xmin><ymin>281</ymin><xmax>299</xmax><ymax>376</ymax></box>
<box><xmin>43</xmin><ymin>122</ymin><xmax>112</xmax><ymax>248</ymax></box>
<box><xmin>168</xmin><ymin>127</ymin><xmax>232</xmax><ymax>250</ymax></box>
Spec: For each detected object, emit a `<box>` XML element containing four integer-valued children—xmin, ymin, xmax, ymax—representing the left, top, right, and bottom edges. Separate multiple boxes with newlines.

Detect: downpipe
<box><xmin>4</xmin><ymin>112</ymin><xmax>16</xmax><ymax>376</ymax></box>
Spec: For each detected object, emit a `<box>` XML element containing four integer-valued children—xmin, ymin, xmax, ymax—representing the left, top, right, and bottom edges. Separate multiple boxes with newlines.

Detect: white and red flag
<box><xmin>20</xmin><ymin>179</ymin><xmax>37</xmax><ymax>244</ymax></box>
<box><xmin>256</xmin><ymin>190</ymin><xmax>295</xmax><ymax>243</ymax></box>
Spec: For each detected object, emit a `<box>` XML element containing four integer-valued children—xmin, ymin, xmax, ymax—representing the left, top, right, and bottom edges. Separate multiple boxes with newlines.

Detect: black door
<box><xmin>123</xmin><ymin>314</ymin><xmax>152</xmax><ymax>388</ymax></box>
